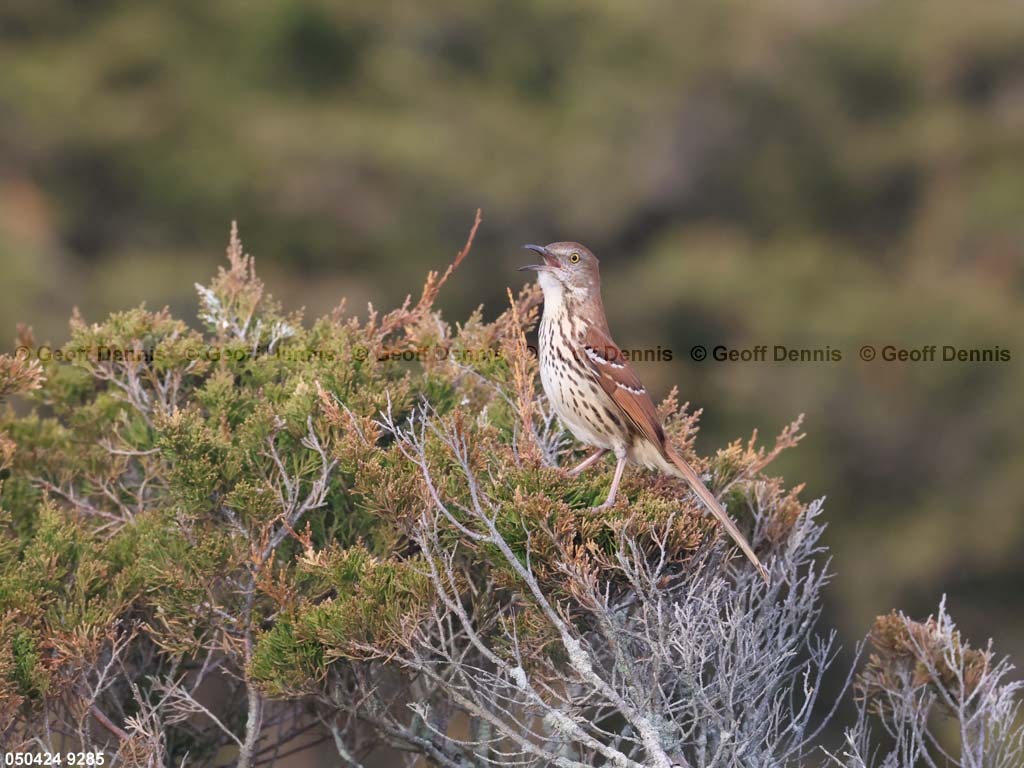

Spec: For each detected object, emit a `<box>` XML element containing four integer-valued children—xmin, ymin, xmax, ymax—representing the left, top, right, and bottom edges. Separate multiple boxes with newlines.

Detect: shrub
<box><xmin>1</xmin><ymin>219</ymin><xmax>1020</xmax><ymax>766</ymax></box>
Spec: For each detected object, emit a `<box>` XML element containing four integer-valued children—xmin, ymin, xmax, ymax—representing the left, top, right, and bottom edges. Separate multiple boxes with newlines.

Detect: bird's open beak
<box><xmin>519</xmin><ymin>244</ymin><xmax>560</xmax><ymax>272</ymax></box>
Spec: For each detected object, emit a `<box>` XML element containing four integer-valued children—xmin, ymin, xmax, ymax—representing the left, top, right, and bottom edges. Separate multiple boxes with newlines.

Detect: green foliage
<box><xmin>10</xmin><ymin>630</ymin><xmax>45</xmax><ymax>700</ymax></box>
<box><xmin>248</xmin><ymin>618</ymin><xmax>324</xmax><ymax>699</ymax></box>
<box><xmin>285</xmin><ymin>544</ymin><xmax>434</xmax><ymax>662</ymax></box>
<box><xmin>158</xmin><ymin>407</ymin><xmax>235</xmax><ymax>512</ymax></box>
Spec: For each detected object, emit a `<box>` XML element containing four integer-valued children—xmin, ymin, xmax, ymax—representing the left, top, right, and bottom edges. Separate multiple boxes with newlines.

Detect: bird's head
<box><xmin>519</xmin><ymin>242</ymin><xmax>600</xmax><ymax>298</ymax></box>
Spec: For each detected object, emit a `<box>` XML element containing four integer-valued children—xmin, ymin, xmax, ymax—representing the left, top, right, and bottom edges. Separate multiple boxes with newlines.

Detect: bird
<box><xmin>520</xmin><ymin>241</ymin><xmax>768</xmax><ymax>581</ymax></box>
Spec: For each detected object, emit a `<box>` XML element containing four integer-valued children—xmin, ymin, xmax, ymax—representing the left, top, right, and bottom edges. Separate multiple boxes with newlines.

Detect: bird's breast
<box><xmin>538</xmin><ymin>312</ymin><xmax>625</xmax><ymax>450</ymax></box>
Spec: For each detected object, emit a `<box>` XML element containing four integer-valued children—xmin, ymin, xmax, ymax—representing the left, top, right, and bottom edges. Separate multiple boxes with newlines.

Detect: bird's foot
<box><xmin>589</xmin><ymin>494</ymin><xmax>622</xmax><ymax>511</ymax></box>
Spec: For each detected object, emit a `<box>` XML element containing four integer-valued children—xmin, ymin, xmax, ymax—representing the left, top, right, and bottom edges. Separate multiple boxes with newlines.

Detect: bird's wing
<box><xmin>578</xmin><ymin>324</ymin><xmax>665</xmax><ymax>448</ymax></box>
<box><xmin>580</xmin><ymin>325</ymin><xmax>769</xmax><ymax>582</ymax></box>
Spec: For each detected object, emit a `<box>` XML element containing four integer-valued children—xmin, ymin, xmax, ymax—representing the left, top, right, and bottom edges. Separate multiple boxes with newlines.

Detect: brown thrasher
<box><xmin>520</xmin><ymin>241</ymin><xmax>768</xmax><ymax>581</ymax></box>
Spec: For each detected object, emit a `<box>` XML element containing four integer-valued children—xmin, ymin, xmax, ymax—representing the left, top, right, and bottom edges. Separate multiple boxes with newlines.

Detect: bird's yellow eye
<box><xmin>569</xmin><ymin>252</ymin><xmax>581</xmax><ymax>263</ymax></box>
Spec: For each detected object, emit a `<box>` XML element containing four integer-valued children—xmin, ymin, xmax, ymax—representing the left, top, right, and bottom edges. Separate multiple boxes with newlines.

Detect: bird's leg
<box><xmin>567</xmin><ymin>448</ymin><xmax>608</xmax><ymax>476</ymax></box>
<box><xmin>593</xmin><ymin>451</ymin><xmax>627</xmax><ymax>510</ymax></box>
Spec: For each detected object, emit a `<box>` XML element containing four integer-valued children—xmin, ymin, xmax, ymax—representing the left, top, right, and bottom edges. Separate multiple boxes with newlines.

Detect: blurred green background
<box><xmin>2</xmin><ymin>0</ymin><xmax>1023</xmax><ymax>673</ymax></box>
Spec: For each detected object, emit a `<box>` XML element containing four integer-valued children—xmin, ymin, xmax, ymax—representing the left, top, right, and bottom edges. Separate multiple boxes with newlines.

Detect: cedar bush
<box><xmin>1</xmin><ymin>222</ymin><xmax>1021</xmax><ymax>767</ymax></box>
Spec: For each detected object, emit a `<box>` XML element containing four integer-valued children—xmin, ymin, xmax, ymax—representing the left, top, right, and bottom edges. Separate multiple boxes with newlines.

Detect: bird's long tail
<box><xmin>664</xmin><ymin>446</ymin><xmax>769</xmax><ymax>582</ymax></box>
